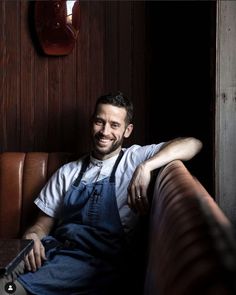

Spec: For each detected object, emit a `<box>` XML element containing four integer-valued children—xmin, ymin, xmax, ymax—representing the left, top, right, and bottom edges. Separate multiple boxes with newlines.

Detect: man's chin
<box><xmin>99</xmin><ymin>147</ymin><xmax>113</xmax><ymax>155</ymax></box>
<box><xmin>93</xmin><ymin>146</ymin><xmax>110</xmax><ymax>156</ymax></box>
<box><xmin>93</xmin><ymin>145</ymin><xmax>121</xmax><ymax>159</ymax></box>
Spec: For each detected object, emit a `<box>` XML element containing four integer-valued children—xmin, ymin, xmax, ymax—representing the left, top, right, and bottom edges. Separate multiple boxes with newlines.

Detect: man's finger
<box><xmin>24</xmin><ymin>255</ymin><xmax>31</xmax><ymax>272</ymax></box>
<box><xmin>28</xmin><ymin>251</ymin><xmax>37</xmax><ymax>272</ymax></box>
<box><xmin>40</xmin><ymin>244</ymin><xmax>47</xmax><ymax>261</ymax></box>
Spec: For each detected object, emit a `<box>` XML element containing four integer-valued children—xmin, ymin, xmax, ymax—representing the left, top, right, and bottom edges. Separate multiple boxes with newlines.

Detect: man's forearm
<box><xmin>143</xmin><ymin>137</ymin><xmax>202</xmax><ymax>172</ymax></box>
<box><xmin>23</xmin><ymin>224</ymin><xmax>48</xmax><ymax>240</ymax></box>
<box><xmin>23</xmin><ymin>212</ymin><xmax>55</xmax><ymax>240</ymax></box>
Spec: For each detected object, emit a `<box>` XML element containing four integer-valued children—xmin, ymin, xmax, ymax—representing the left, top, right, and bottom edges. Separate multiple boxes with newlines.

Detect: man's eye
<box><xmin>95</xmin><ymin>119</ymin><xmax>103</xmax><ymax>125</ymax></box>
<box><xmin>111</xmin><ymin>123</ymin><xmax>119</xmax><ymax>129</ymax></box>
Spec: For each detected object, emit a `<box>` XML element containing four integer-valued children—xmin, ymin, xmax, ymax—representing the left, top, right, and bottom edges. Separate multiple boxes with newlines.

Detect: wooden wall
<box><xmin>1</xmin><ymin>1</ymin><xmax>216</xmax><ymax>195</ymax></box>
<box><xmin>0</xmin><ymin>1</ymin><xmax>147</xmax><ymax>154</ymax></box>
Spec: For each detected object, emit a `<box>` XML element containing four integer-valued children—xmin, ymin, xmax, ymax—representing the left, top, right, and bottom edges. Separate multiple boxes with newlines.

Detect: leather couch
<box><xmin>0</xmin><ymin>153</ymin><xmax>236</xmax><ymax>294</ymax></box>
<box><xmin>145</xmin><ymin>160</ymin><xmax>236</xmax><ymax>295</ymax></box>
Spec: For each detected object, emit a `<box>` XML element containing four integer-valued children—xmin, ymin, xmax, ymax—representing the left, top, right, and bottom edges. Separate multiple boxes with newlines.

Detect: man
<box><xmin>0</xmin><ymin>92</ymin><xmax>202</xmax><ymax>295</ymax></box>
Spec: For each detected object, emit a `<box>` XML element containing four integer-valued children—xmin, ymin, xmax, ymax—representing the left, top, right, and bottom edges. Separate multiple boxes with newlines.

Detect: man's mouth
<box><xmin>95</xmin><ymin>136</ymin><xmax>112</xmax><ymax>146</ymax></box>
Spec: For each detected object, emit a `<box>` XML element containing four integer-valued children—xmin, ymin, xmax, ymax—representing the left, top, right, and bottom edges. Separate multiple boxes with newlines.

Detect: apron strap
<box><xmin>109</xmin><ymin>149</ymin><xmax>124</xmax><ymax>183</ymax></box>
<box><xmin>73</xmin><ymin>155</ymin><xmax>90</xmax><ymax>187</ymax></box>
<box><xmin>73</xmin><ymin>149</ymin><xmax>124</xmax><ymax>187</ymax></box>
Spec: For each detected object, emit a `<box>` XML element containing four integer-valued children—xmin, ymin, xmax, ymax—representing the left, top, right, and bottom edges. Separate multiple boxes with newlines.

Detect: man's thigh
<box><xmin>0</xmin><ymin>261</ymin><xmax>29</xmax><ymax>295</ymax></box>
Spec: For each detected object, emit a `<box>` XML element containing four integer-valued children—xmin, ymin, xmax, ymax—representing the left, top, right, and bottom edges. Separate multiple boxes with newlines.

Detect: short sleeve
<box><xmin>34</xmin><ymin>160</ymin><xmax>83</xmax><ymax>218</ymax></box>
<box><xmin>34</xmin><ymin>168</ymin><xmax>65</xmax><ymax>218</ymax></box>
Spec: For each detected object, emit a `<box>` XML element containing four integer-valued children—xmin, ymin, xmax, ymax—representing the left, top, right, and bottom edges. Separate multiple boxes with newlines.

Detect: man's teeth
<box><xmin>99</xmin><ymin>138</ymin><xmax>110</xmax><ymax>142</ymax></box>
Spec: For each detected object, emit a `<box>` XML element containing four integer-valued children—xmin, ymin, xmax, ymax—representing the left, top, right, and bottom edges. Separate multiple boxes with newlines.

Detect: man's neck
<box><xmin>91</xmin><ymin>148</ymin><xmax>121</xmax><ymax>161</ymax></box>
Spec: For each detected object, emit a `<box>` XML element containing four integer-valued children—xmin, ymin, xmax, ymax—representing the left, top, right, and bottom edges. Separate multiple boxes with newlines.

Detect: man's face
<box><xmin>91</xmin><ymin>103</ymin><xmax>133</xmax><ymax>160</ymax></box>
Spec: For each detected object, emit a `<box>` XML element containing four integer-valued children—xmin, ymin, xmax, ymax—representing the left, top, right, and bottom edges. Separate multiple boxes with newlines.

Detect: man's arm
<box><xmin>23</xmin><ymin>211</ymin><xmax>56</xmax><ymax>272</ymax></box>
<box><xmin>127</xmin><ymin>137</ymin><xmax>203</xmax><ymax>215</ymax></box>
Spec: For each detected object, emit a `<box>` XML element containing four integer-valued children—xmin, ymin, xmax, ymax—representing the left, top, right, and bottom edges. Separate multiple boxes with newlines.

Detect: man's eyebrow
<box><xmin>94</xmin><ymin>116</ymin><xmax>104</xmax><ymax>120</ymax></box>
<box><xmin>111</xmin><ymin>120</ymin><xmax>121</xmax><ymax>125</ymax></box>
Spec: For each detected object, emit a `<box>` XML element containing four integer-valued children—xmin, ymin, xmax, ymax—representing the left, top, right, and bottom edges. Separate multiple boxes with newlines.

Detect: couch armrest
<box><xmin>144</xmin><ymin>160</ymin><xmax>236</xmax><ymax>295</ymax></box>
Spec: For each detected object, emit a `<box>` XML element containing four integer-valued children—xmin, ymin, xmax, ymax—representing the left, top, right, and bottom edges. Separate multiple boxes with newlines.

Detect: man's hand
<box><xmin>127</xmin><ymin>163</ymin><xmax>150</xmax><ymax>215</ymax></box>
<box><xmin>23</xmin><ymin>232</ymin><xmax>47</xmax><ymax>272</ymax></box>
<box><xmin>22</xmin><ymin>211</ymin><xmax>55</xmax><ymax>272</ymax></box>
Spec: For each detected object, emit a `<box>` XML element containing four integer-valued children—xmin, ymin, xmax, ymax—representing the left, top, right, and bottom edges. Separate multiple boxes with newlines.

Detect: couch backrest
<box><xmin>144</xmin><ymin>160</ymin><xmax>236</xmax><ymax>295</ymax></box>
<box><xmin>0</xmin><ymin>152</ymin><xmax>75</xmax><ymax>238</ymax></box>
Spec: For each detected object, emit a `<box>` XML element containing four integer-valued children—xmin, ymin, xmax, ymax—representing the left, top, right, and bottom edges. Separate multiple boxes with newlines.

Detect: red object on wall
<box><xmin>34</xmin><ymin>0</ymin><xmax>80</xmax><ymax>56</ymax></box>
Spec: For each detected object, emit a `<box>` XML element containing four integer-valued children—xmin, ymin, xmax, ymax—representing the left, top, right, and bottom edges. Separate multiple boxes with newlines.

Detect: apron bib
<box><xmin>18</xmin><ymin>151</ymin><xmax>128</xmax><ymax>295</ymax></box>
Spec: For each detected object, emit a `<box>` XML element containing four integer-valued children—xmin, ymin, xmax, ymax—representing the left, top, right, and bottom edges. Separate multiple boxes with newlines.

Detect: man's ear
<box><xmin>124</xmin><ymin>124</ymin><xmax>133</xmax><ymax>138</ymax></box>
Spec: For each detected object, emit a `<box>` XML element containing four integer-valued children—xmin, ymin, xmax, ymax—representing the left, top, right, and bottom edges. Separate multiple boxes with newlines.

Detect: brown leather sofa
<box><xmin>0</xmin><ymin>153</ymin><xmax>236</xmax><ymax>294</ymax></box>
<box><xmin>144</xmin><ymin>160</ymin><xmax>236</xmax><ymax>295</ymax></box>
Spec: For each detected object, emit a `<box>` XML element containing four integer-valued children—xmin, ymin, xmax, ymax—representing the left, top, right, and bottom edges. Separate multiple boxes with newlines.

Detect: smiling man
<box><xmin>91</xmin><ymin>99</ymin><xmax>133</xmax><ymax>159</ymax></box>
<box><xmin>0</xmin><ymin>92</ymin><xmax>202</xmax><ymax>295</ymax></box>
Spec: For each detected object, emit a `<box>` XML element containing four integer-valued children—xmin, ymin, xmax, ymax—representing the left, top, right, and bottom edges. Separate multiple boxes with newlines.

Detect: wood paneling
<box><xmin>0</xmin><ymin>1</ymin><xmax>147</xmax><ymax>154</ymax></box>
<box><xmin>0</xmin><ymin>1</ymin><xmax>215</xmax><ymax>198</ymax></box>
<box><xmin>1</xmin><ymin>1</ymin><xmax>21</xmax><ymax>150</ymax></box>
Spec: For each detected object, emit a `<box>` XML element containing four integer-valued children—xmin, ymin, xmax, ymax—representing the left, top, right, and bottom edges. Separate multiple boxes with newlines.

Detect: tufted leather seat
<box><xmin>0</xmin><ymin>152</ymin><xmax>75</xmax><ymax>238</ymax></box>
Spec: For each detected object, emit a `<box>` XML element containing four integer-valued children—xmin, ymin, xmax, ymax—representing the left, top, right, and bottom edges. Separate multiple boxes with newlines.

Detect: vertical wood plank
<box><xmin>104</xmin><ymin>1</ymin><xmax>119</xmax><ymax>93</ymax></box>
<box><xmin>0</xmin><ymin>1</ymin><xmax>6</xmax><ymax>151</ymax></box>
<box><xmin>61</xmin><ymin>50</ymin><xmax>77</xmax><ymax>152</ymax></box>
<box><xmin>215</xmin><ymin>1</ymin><xmax>236</xmax><ymax>225</ymax></box>
<box><xmin>89</xmin><ymin>1</ymin><xmax>104</xmax><ymax>102</ymax></box>
<box><xmin>2</xmin><ymin>1</ymin><xmax>20</xmax><ymax>151</ymax></box>
<box><xmin>20</xmin><ymin>1</ymin><xmax>35</xmax><ymax>151</ymax></box>
<box><xmin>33</xmin><ymin>53</ymin><xmax>49</xmax><ymax>151</ymax></box>
<box><xmin>31</xmin><ymin>0</ymin><xmax>49</xmax><ymax>151</ymax></box>
<box><xmin>76</xmin><ymin>0</ymin><xmax>91</xmax><ymax>154</ymax></box>
<box><xmin>47</xmin><ymin>57</ymin><xmax>62</xmax><ymax>151</ymax></box>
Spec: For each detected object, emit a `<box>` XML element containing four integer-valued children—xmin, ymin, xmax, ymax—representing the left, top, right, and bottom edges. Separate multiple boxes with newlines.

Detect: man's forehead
<box><xmin>95</xmin><ymin>103</ymin><xmax>127</xmax><ymax>115</ymax></box>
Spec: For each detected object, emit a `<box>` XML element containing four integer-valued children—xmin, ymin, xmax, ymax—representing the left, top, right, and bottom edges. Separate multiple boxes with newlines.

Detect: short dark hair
<box><xmin>94</xmin><ymin>92</ymin><xmax>133</xmax><ymax>124</ymax></box>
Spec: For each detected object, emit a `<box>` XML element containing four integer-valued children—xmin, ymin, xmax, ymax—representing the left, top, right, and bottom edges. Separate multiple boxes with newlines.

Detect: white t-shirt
<box><xmin>35</xmin><ymin>143</ymin><xmax>164</xmax><ymax>234</ymax></box>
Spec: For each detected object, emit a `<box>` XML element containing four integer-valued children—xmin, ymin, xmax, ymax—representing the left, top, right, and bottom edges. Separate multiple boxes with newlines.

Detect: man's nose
<box><xmin>101</xmin><ymin>123</ymin><xmax>110</xmax><ymax>135</ymax></box>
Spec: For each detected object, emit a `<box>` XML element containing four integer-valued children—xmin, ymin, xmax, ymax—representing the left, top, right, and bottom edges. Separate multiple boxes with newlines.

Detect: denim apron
<box><xmin>18</xmin><ymin>151</ymin><xmax>128</xmax><ymax>295</ymax></box>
